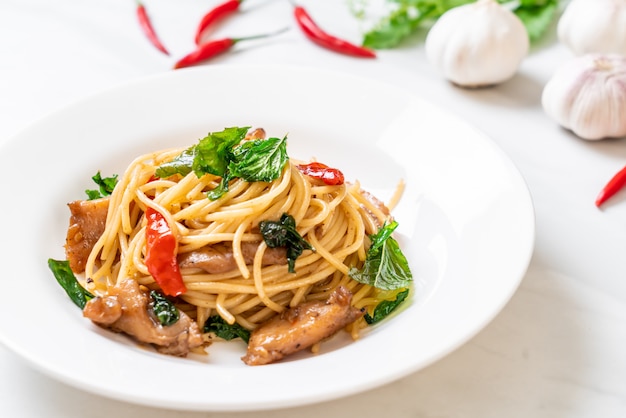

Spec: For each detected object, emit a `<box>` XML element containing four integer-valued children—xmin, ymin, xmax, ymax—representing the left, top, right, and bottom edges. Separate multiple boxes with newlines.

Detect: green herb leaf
<box><xmin>154</xmin><ymin>147</ymin><xmax>196</xmax><ymax>178</ymax></box>
<box><xmin>513</xmin><ymin>0</ymin><xmax>558</xmax><ymax>42</ymax></box>
<box><xmin>150</xmin><ymin>290</ymin><xmax>180</xmax><ymax>326</ymax></box>
<box><xmin>359</xmin><ymin>0</ymin><xmax>561</xmax><ymax>49</ymax></box>
<box><xmin>259</xmin><ymin>213</ymin><xmax>314</xmax><ymax>273</ymax></box>
<box><xmin>47</xmin><ymin>259</ymin><xmax>94</xmax><ymax>309</ymax></box>
<box><xmin>364</xmin><ymin>288</ymin><xmax>410</xmax><ymax>324</ymax></box>
<box><xmin>85</xmin><ymin>171</ymin><xmax>118</xmax><ymax>200</ymax></box>
<box><xmin>154</xmin><ymin>127</ymin><xmax>249</xmax><ymax>179</ymax></box>
<box><xmin>154</xmin><ymin>127</ymin><xmax>289</xmax><ymax>201</ymax></box>
<box><xmin>349</xmin><ymin>221</ymin><xmax>413</xmax><ymax>290</ymax></box>
<box><xmin>193</xmin><ymin>126</ymin><xmax>250</xmax><ymax>177</ymax></box>
<box><xmin>203</xmin><ymin>315</ymin><xmax>250</xmax><ymax>343</ymax></box>
<box><xmin>362</xmin><ymin>3</ymin><xmax>438</xmax><ymax>49</ymax></box>
<box><xmin>229</xmin><ymin>136</ymin><xmax>288</xmax><ymax>183</ymax></box>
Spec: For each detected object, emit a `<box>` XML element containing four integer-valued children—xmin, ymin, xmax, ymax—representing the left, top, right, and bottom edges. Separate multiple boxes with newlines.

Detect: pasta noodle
<box><xmin>82</xmin><ymin>129</ymin><xmax>405</xmax><ymax>337</ymax></box>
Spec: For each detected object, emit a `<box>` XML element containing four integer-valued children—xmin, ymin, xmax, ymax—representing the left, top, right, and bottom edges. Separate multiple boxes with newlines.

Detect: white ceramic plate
<box><xmin>0</xmin><ymin>66</ymin><xmax>534</xmax><ymax>411</ymax></box>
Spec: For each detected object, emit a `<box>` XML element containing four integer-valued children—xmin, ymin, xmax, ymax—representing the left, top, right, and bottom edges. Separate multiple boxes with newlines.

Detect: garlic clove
<box><xmin>557</xmin><ymin>0</ymin><xmax>626</xmax><ymax>56</ymax></box>
<box><xmin>541</xmin><ymin>54</ymin><xmax>626</xmax><ymax>140</ymax></box>
<box><xmin>425</xmin><ymin>0</ymin><xmax>529</xmax><ymax>88</ymax></box>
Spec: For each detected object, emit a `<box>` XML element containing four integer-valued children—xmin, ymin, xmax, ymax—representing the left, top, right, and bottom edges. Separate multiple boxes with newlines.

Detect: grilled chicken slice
<box><xmin>242</xmin><ymin>286</ymin><xmax>365</xmax><ymax>366</ymax></box>
<box><xmin>83</xmin><ymin>279</ymin><xmax>203</xmax><ymax>357</ymax></box>
<box><xmin>65</xmin><ymin>197</ymin><xmax>110</xmax><ymax>273</ymax></box>
<box><xmin>178</xmin><ymin>242</ymin><xmax>287</xmax><ymax>273</ymax></box>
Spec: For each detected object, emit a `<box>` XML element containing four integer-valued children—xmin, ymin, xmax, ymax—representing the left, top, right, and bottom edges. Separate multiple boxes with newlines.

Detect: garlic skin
<box><xmin>541</xmin><ymin>54</ymin><xmax>626</xmax><ymax>140</ymax></box>
<box><xmin>425</xmin><ymin>0</ymin><xmax>529</xmax><ymax>88</ymax></box>
<box><xmin>557</xmin><ymin>0</ymin><xmax>626</xmax><ymax>56</ymax></box>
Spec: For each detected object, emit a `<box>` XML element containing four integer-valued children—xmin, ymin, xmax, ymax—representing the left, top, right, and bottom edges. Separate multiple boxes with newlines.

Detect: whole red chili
<box><xmin>145</xmin><ymin>207</ymin><xmax>187</xmax><ymax>297</ymax></box>
<box><xmin>135</xmin><ymin>0</ymin><xmax>169</xmax><ymax>55</ymax></box>
<box><xmin>174</xmin><ymin>27</ymin><xmax>287</xmax><ymax>69</ymax></box>
<box><xmin>297</xmin><ymin>162</ymin><xmax>345</xmax><ymax>186</ymax></box>
<box><xmin>595</xmin><ymin>164</ymin><xmax>626</xmax><ymax>207</ymax></box>
<box><xmin>292</xmin><ymin>3</ymin><xmax>376</xmax><ymax>58</ymax></box>
<box><xmin>195</xmin><ymin>0</ymin><xmax>243</xmax><ymax>45</ymax></box>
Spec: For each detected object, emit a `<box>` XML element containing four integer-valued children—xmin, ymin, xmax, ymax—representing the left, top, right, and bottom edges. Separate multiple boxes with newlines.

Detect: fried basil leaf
<box><xmin>229</xmin><ymin>135</ymin><xmax>288</xmax><ymax>182</ymax></box>
<box><xmin>259</xmin><ymin>213</ymin><xmax>314</xmax><ymax>273</ymax></box>
<box><xmin>48</xmin><ymin>259</ymin><xmax>94</xmax><ymax>309</ymax></box>
<box><xmin>85</xmin><ymin>171</ymin><xmax>118</xmax><ymax>200</ymax></box>
<box><xmin>150</xmin><ymin>290</ymin><xmax>180</xmax><ymax>326</ymax></box>
<box><xmin>203</xmin><ymin>315</ymin><xmax>250</xmax><ymax>343</ymax></box>
<box><xmin>349</xmin><ymin>221</ymin><xmax>412</xmax><ymax>290</ymax></box>
<box><xmin>364</xmin><ymin>288</ymin><xmax>410</xmax><ymax>324</ymax></box>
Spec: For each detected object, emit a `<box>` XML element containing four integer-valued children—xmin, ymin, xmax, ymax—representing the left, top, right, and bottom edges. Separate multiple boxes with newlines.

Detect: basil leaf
<box><xmin>150</xmin><ymin>290</ymin><xmax>180</xmax><ymax>326</ymax></box>
<box><xmin>229</xmin><ymin>136</ymin><xmax>288</xmax><ymax>183</ymax></box>
<box><xmin>203</xmin><ymin>315</ymin><xmax>250</xmax><ymax>343</ymax></box>
<box><xmin>259</xmin><ymin>213</ymin><xmax>314</xmax><ymax>273</ymax></box>
<box><xmin>349</xmin><ymin>221</ymin><xmax>413</xmax><ymax>290</ymax></box>
<box><xmin>364</xmin><ymin>288</ymin><xmax>410</xmax><ymax>324</ymax></box>
<box><xmin>85</xmin><ymin>171</ymin><xmax>118</xmax><ymax>200</ymax></box>
<box><xmin>193</xmin><ymin>126</ymin><xmax>250</xmax><ymax>177</ymax></box>
<box><xmin>47</xmin><ymin>259</ymin><xmax>94</xmax><ymax>309</ymax></box>
<box><xmin>154</xmin><ymin>127</ymin><xmax>250</xmax><ymax>179</ymax></box>
<box><xmin>154</xmin><ymin>147</ymin><xmax>195</xmax><ymax>178</ymax></box>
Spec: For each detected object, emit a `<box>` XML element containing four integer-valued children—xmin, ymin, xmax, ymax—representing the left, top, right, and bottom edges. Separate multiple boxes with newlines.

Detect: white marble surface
<box><xmin>1</xmin><ymin>0</ymin><xmax>625</xmax><ymax>417</ymax></box>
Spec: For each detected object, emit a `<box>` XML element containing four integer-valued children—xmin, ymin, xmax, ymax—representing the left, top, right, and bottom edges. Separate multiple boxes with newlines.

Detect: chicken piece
<box><xmin>83</xmin><ymin>279</ymin><xmax>203</xmax><ymax>357</ymax></box>
<box><xmin>241</xmin><ymin>286</ymin><xmax>365</xmax><ymax>366</ymax></box>
<box><xmin>178</xmin><ymin>242</ymin><xmax>287</xmax><ymax>273</ymax></box>
<box><xmin>65</xmin><ymin>197</ymin><xmax>110</xmax><ymax>273</ymax></box>
<box><xmin>245</xmin><ymin>127</ymin><xmax>266</xmax><ymax>141</ymax></box>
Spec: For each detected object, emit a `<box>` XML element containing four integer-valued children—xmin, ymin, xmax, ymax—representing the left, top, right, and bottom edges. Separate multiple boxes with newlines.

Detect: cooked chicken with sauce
<box><xmin>83</xmin><ymin>279</ymin><xmax>203</xmax><ymax>357</ymax></box>
<box><xmin>242</xmin><ymin>286</ymin><xmax>365</xmax><ymax>366</ymax></box>
<box><xmin>65</xmin><ymin>197</ymin><xmax>110</xmax><ymax>273</ymax></box>
<box><xmin>178</xmin><ymin>241</ymin><xmax>287</xmax><ymax>273</ymax></box>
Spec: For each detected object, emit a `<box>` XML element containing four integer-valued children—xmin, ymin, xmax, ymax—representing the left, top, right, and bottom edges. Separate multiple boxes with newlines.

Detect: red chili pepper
<box><xmin>145</xmin><ymin>207</ymin><xmax>186</xmax><ymax>297</ymax></box>
<box><xmin>595</xmin><ymin>165</ymin><xmax>626</xmax><ymax>207</ymax></box>
<box><xmin>174</xmin><ymin>27</ymin><xmax>287</xmax><ymax>69</ymax></box>
<box><xmin>297</xmin><ymin>162</ymin><xmax>345</xmax><ymax>186</ymax></box>
<box><xmin>195</xmin><ymin>0</ymin><xmax>243</xmax><ymax>45</ymax></box>
<box><xmin>135</xmin><ymin>1</ymin><xmax>169</xmax><ymax>55</ymax></box>
<box><xmin>292</xmin><ymin>3</ymin><xmax>376</xmax><ymax>58</ymax></box>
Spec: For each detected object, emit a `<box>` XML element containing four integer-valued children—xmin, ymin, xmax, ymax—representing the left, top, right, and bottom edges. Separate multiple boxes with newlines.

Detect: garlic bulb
<box><xmin>541</xmin><ymin>54</ymin><xmax>626</xmax><ymax>140</ymax></box>
<box><xmin>425</xmin><ymin>0</ymin><xmax>529</xmax><ymax>88</ymax></box>
<box><xmin>557</xmin><ymin>0</ymin><xmax>626</xmax><ymax>56</ymax></box>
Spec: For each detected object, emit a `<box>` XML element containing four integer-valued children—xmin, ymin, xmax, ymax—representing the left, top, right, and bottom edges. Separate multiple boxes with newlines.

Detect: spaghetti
<box><xmin>78</xmin><ymin>127</ymin><xmax>411</xmax><ymax>345</ymax></box>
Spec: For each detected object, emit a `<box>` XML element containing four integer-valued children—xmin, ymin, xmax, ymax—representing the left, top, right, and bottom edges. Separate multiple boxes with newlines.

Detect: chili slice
<box><xmin>595</xmin><ymin>164</ymin><xmax>626</xmax><ymax>207</ymax></box>
<box><xmin>195</xmin><ymin>0</ymin><xmax>243</xmax><ymax>45</ymax></box>
<box><xmin>297</xmin><ymin>162</ymin><xmax>345</xmax><ymax>185</ymax></box>
<box><xmin>292</xmin><ymin>3</ymin><xmax>376</xmax><ymax>58</ymax></box>
<box><xmin>135</xmin><ymin>1</ymin><xmax>169</xmax><ymax>55</ymax></box>
<box><xmin>145</xmin><ymin>207</ymin><xmax>186</xmax><ymax>297</ymax></box>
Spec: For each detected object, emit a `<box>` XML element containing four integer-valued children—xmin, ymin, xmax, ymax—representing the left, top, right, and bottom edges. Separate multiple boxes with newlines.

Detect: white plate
<box><xmin>0</xmin><ymin>65</ymin><xmax>534</xmax><ymax>411</ymax></box>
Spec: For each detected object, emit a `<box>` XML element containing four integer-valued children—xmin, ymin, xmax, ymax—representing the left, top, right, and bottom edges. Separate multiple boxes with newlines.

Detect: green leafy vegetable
<box><xmin>203</xmin><ymin>315</ymin><xmax>251</xmax><ymax>343</ymax></box>
<box><xmin>229</xmin><ymin>136</ymin><xmax>288</xmax><ymax>183</ymax></box>
<box><xmin>349</xmin><ymin>221</ymin><xmax>412</xmax><ymax>290</ymax></box>
<box><xmin>358</xmin><ymin>0</ymin><xmax>561</xmax><ymax>49</ymax></box>
<box><xmin>259</xmin><ymin>213</ymin><xmax>314</xmax><ymax>273</ymax></box>
<box><xmin>154</xmin><ymin>126</ymin><xmax>289</xmax><ymax>200</ymax></box>
<box><xmin>150</xmin><ymin>290</ymin><xmax>180</xmax><ymax>326</ymax></box>
<box><xmin>47</xmin><ymin>259</ymin><xmax>94</xmax><ymax>309</ymax></box>
<box><xmin>364</xmin><ymin>288</ymin><xmax>410</xmax><ymax>324</ymax></box>
<box><xmin>85</xmin><ymin>171</ymin><xmax>118</xmax><ymax>200</ymax></box>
